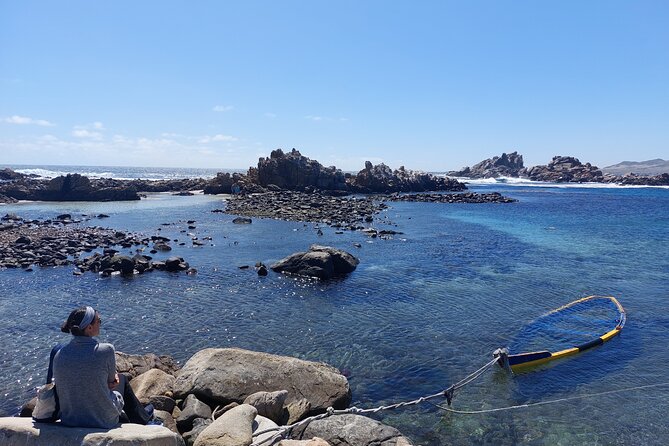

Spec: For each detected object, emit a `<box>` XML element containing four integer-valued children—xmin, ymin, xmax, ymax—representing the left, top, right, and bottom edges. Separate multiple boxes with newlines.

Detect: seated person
<box><xmin>49</xmin><ymin>306</ymin><xmax>153</xmax><ymax>428</ymax></box>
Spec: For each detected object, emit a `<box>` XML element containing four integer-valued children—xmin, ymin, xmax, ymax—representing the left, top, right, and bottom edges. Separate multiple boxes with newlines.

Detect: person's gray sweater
<box><xmin>53</xmin><ymin>336</ymin><xmax>120</xmax><ymax>428</ymax></box>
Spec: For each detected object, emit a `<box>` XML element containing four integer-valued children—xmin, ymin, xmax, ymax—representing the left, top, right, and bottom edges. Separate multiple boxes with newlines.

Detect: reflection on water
<box><xmin>1</xmin><ymin>186</ymin><xmax>668</xmax><ymax>445</ymax></box>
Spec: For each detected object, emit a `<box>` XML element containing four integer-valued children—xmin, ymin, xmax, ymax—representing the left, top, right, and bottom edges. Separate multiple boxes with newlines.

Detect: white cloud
<box><xmin>72</xmin><ymin>129</ymin><xmax>103</xmax><ymax>140</ymax></box>
<box><xmin>198</xmin><ymin>134</ymin><xmax>238</xmax><ymax>143</ymax></box>
<box><xmin>305</xmin><ymin>115</ymin><xmax>324</xmax><ymax>121</ymax></box>
<box><xmin>213</xmin><ymin>105</ymin><xmax>234</xmax><ymax>112</ymax></box>
<box><xmin>4</xmin><ymin>115</ymin><xmax>55</xmax><ymax>126</ymax></box>
<box><xmin>92</xmin><ymin>121</ymin><xmax>104</xmax><ymax>129</ymax></box>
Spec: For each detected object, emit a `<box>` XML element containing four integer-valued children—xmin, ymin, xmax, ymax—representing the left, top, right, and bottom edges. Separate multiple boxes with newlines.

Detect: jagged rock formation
<box><xmin>448</xmin><ymin>152</ymin><xmax>525</xmax><ymax>178</ymax></box>
<box><xmin>520</xmin><ymin>156</ymin><xmax>604</xmax><ymax>183</ymax></box>
<box><xmin>348</xmin><ymin>161</ymin><xmax>465</xmax><ymax>193</ymax></box>
<box><xmin>256</xmin><ymin>149</ymin><xmax>348</xmax><ymax>191</ymax></box>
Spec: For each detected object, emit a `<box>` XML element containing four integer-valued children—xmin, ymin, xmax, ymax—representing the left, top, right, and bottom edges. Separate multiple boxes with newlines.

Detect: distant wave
<box><xmin>9</xmin><ymin>164</ymin><xmax>238</xmax><ymax>180</ymax></box>
<box><xmin>444</xmin><ymin>175</ymin><xmax>669</xmax><ymax>189</ymax></box>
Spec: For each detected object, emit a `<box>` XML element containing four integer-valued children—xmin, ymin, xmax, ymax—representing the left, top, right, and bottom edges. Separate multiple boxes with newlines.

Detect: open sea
<box><xmin>1</xmin><ymin>165</ymin><xmax>668</xmax><ymax>445</ymax></box>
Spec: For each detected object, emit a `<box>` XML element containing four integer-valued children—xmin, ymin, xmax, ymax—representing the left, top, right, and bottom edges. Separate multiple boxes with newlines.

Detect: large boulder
<box><xmin>173</xmin><ymin>348</ymin><xmax>351</xmax><ymax>411</ymax></box>
<box><xmin>448</xmin><ymin>151</ymin><xmax>525</xmax><ymax>178</ymax></box>
<box><xmin>270</xmin><ymin>245</ymin><xmax>359</xmax><ymax>280</ymax></box>
<box><xmin>0</xmin><ymin>416</ymin><xmax>184</xmax><ymax>446</ymax></box>
<box><xmin>290</xmin><ymin>414</ymin><xmax>413</xmax><ymax>446</ymax></box>
<box><xmin>256</xmin><ymin>149</ymin><xmax>348</xmax><ymax>191</ymax></box>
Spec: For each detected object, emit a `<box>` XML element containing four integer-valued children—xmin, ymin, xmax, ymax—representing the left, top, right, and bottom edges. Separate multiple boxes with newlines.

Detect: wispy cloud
<box><xmin>3</xmin><ymin>115</ymin><xmax>55</xmax><ymax>127</ymax></box>
<box><xmin>213</xmin><ymin>105</ymin><xmax>234</xmax><ymax>112</ymax></box>
<box><xmin>72</xmin><ymin>122</ymin><xmax>105</xmax><ymax>140</ymax></box>
<box><xmin>72</xmin><ymin>129</ymin><xmax>103</xmax><ymax>140</ymax></box>
<box><xmin>198</xmin><ymin>134</ymin><xmax>238</xmax><ymax>143</ymax></box>
<box><xmin>305</xmin><ymin>115</ymin><xmax>349</xmax><ymax>122</ymax></box>
<box><xmin>264</xmin><ymin>112</ymin><xmax>277</xmax><ymax>119</ymax></box>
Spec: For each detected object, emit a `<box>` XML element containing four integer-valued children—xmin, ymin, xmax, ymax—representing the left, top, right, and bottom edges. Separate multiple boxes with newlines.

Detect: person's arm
<box><xmin>106</xmin><ymin>344</ymin><xmax>119</xmax><ymax>389</ymax></box>
<box><xmin>45</xmin><ymin>343</ymin><xmax>64</xmax><ymax>384</ymax></box>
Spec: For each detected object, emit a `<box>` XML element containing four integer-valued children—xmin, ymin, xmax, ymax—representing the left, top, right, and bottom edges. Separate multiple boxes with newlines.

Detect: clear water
<box><xmin>1</xmin><ymin>184</ymin><xmax>668</xmax><ymax>445</ymax></box>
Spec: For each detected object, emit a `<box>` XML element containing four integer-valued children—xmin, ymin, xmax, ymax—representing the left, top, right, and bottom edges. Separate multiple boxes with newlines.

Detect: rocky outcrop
<box><xmin>0</xmin><ymin>168</ymin><xmax>30</xmax><ymax>181</ymax></box>
<box><xmin>520</xmin><ymin>156</ymin><xmax>604</xmax><ymax>183</ymax></box>
<box><xmin>173</xmin><ymin>348</ymin><xmax>351</xmax><ymax>411</ymax></box>
<box><xmin>257</xmin><ymin>149</ymin><xmax>348</xmax><ymax>191</ymax></box>
<box><xmin>202</xmin><ymin>172</ymin><xmax>255</xmax><ymax>195</ymax></box>
<box><xmin>290</xmin><ymin>413</ymin><xmax>413</xmax><ymax>446</ymax></box>
<box><xmin>611</xmin><ymin>172</ymin><xmax>669</xmax><ymax>186</ymax></box>
<box><xmin>0</xmin><ymin>417</ymin><xmax>184</xmax><ymax>446</ymax></box>
<box><xmin>0</xmin><ymin>174</ymin><xmax>140</xmax><ymax>201</ymax></box>
<box><xmin>349</xmin><ymin>162</ymin><xmax>465</xmax><ymax>193</ymax></box>
<box><xmin>448</xmin><ymin>152</ymin><xmax>524</xmax><ymax>178</ymax></box>
<box><xmin>270</xmin><ymin>245</ymin><xmax>359</xmax><ymax>280</ymax></box>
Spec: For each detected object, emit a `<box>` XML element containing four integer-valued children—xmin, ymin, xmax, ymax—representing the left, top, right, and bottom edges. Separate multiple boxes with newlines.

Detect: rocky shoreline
<box><xmin>448</xmin><ymin>152</ymin><xmax>669</xmax><ymax>185</ymax></box>
<box><xmin>0</xmin><ymin>213</ymin><xmax>195</xmax><ymax>275</ymax></box>
<box><xmin>8</xmin><ymin>347</ymin><xmax>414</xmax><ymax>446</ymax></box>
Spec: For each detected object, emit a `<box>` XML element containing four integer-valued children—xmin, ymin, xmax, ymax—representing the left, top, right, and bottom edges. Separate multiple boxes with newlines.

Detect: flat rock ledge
<box><xmin>0</xmin><ymin>417</ymin><xmax>184</xmax><ymax>446</ymax></box>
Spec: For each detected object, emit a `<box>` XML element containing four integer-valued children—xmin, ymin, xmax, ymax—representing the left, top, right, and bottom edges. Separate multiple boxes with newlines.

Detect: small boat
<box><xmin>507</xmin><ymin>295</ymin><xmax>626</xmax><ymax>372</ymax></box>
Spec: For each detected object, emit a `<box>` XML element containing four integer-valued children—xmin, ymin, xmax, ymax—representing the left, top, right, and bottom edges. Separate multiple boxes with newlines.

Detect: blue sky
<box><xmin>1</xmin><ymin>1</ymin><xmax>667</xmax><ymax>171</ymax></box>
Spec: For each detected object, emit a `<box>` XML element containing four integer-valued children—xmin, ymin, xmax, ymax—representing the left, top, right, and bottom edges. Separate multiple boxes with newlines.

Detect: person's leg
<box><xmin>116</xmin><ymin>373</ymin><xmax>153</xmax><ymax>424</ymax></box>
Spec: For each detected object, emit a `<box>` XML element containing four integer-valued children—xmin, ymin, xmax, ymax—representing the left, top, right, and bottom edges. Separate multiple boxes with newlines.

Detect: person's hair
<box><xmin>61</xmin><ymin>306</ymin><xmax>95</xmax><ymax>336</ymax></box>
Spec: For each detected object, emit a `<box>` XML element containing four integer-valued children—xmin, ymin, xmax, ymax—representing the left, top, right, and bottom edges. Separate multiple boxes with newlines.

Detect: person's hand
<box><xmin>108</xmin><ymin>373</ymin><xmax>120</xmax><ymax>390</ymax></box>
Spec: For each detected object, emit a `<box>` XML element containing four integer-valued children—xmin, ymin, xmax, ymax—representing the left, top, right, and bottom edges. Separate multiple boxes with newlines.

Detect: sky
<box><xmin>1</xmin><ymin>1</ymin><xmax>667</xmax><ymax>172</ymax></box>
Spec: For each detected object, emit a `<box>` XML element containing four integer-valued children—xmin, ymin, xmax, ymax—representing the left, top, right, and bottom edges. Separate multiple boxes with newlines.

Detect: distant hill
<box><xmin>602</xmin><ymin>159</ymin><xmax>669</xmax><ymax>176</ymax></box>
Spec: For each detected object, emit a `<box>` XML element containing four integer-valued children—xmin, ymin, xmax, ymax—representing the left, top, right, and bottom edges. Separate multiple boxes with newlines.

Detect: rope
<box><xmin>250</xmin><ymin>354</ymin><xmax>501</xmax><ymax>446</ymax></box>
<box><xmin>433</xmin><ymin>381</ymin><xmax>669</xmax><ymax>414</ymax></box>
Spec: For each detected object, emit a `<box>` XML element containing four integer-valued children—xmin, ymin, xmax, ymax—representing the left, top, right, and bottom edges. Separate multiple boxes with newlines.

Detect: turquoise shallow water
<box><xmin>1</xmin><ymin>185</ymin><xmax>668</xmax><ymax>445</ymax></box>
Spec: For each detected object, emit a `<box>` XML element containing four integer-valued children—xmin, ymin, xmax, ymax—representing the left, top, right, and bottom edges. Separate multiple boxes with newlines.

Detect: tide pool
<box><xmin>1</xmin><ymin>185</ymin><xmax>667</xmax><ymax>445</ymax></box>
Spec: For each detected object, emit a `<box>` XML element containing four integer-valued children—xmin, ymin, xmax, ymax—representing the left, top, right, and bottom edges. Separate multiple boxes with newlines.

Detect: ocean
<box><xmin>1</xmin><ymin>165</ymin><xmax>668</xmax><ymax>445</ymax></box>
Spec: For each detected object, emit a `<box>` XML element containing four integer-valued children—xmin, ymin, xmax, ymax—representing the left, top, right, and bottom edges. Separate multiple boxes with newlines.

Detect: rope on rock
<box><xmin>250</xmin><ymin>350</ymin><xmax>505</xmax><ymax>446</ymax></box>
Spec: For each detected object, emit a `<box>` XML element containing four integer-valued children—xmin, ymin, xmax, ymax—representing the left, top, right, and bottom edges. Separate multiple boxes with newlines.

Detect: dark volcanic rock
<box><xmin>448</xmin><ymin>152</ymin><xmax>525</xmax><ymax>178</ymax></box>
<box><xmin>222</xmin><ymin>191</ymin><xmax>387</xmax><ymax>230</ymax></box>
<box><xmin>0</xmin><ymin>168</ymin><xmax>29</xmax><ymax>181</ymax></box>
<box><xmin>612</xmin><ymin>172</ymin><xmax>669</xmax><ymax>186</ymax></box>
<box><xmin>381</xmin><ymin>192</ymin><xmax>516</xmax><ymax>204</ymax></box>
<box><xmin>521</xmin><ymin>156</ymin><xmax>604</xmax><ymax>183</ymax></box>
<box><xmin>256</xmin><ymin>148</ymin><xmax>348</xmax><ymax>191</ymax></box>
<box><xmin>271</xmin><ymin>244</ymin><xmax>359</xmax><ymax>280</ymax></box>
<box><xmin>0</xmin><ymin>193</ymin><xmax>18</xmax><ymax>204</ymax></box>
<box><xmin>348</xmin><ymin>161</ymin><xmax>465</xmax><ymax>193</ymax></box>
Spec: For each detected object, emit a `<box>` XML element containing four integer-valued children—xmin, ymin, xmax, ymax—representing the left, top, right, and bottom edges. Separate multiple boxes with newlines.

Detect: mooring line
<box><xmin>433</xmin><ymin>381</ymin><xmax>669</xmax><ymax>414</ymax></box>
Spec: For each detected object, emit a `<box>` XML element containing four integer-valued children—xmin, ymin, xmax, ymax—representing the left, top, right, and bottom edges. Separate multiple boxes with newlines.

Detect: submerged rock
<box><xmin>290</xmin><ymin>413</ymin><xmax>413</xmax><ymax>446</ymax></box>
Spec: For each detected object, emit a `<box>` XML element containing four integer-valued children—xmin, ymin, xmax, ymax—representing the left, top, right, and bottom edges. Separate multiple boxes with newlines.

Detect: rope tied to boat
<box><xmin>250</xmin><ymin>350</ymin><xmax>507</xmax><ymax>446</ymax></box>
